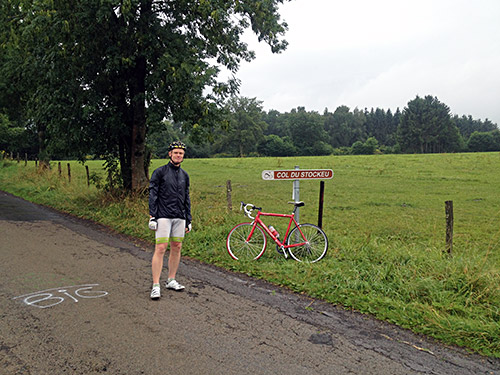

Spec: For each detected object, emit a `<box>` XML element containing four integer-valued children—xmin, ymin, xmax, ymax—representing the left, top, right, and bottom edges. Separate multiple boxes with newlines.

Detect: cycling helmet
<box><xmin>168</xmin><ymin>141</ymin><xmax>186</xmax><ymax>151</ymax></box>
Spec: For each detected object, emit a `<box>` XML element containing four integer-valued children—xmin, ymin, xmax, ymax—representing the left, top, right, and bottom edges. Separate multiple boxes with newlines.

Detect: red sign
<box><xmin>262</xmin><ymin>169</ymin><xmax>334</xmax><ymax>180</ymax></box>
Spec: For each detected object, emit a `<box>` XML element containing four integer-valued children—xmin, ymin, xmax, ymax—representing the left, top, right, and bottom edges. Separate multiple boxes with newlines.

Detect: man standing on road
<box><xmin>148</xmin><ymin>141</ymin><xmax>192</xmax><ymax>300</ymax></box>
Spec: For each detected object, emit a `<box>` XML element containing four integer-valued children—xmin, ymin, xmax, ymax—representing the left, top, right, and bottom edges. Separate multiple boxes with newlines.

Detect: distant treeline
<box><xmin>148</xmin><ymin>95</ymin><xmax>500</xmax><ymax>159</ymax></box>
<box><xmin>1</xmin><ymin>94</ymin><xmax>498</xmax><ymax>160</ymax></box>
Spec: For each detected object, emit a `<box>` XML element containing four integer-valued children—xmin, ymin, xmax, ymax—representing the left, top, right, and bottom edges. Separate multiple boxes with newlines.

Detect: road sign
<box><xmin>262</xmin><ymin>169</ymin><xmax>334</xmax><ymax>181</ymax></box>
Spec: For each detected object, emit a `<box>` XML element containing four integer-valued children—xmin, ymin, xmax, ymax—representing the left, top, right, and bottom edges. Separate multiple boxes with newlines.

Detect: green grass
<box><xmin>1</xmin><ymin>153</ymin><xmax>499</xmax><ymax>357</ymax></box>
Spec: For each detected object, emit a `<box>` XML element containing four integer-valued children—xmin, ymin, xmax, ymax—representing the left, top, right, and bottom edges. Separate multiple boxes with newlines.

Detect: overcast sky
<box><xmin>233</xmin><ymin>0</ymin><xmax>500</xmax><ymax>125</ymax></box>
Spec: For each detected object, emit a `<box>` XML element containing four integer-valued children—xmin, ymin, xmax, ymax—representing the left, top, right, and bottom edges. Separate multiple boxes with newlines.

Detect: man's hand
<box><xmin>186</xmin><ymin>223</ymin><xmax>192</xmax><ymax>233</ymax></box>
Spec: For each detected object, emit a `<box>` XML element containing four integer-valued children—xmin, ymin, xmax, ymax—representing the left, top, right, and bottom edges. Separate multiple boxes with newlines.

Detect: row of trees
<box><xmin>1</xmin><ymin>1</ymin><xmax>498</xmax><ymax>191</ymax></box>
<box><xmin>4</xmin><ymin>93</ymin><xmax>499</xmax><ymax>161</ymax></box>
<box><xmin>148</xmin><ymin>95</ymin><xmax>499</xmax><ymax>158</ymax></box>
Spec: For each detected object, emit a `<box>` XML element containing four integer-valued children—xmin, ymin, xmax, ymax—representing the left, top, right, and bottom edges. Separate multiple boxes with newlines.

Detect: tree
<box><xmin>0</xmin><ymin>1</ymin><xmax>41</xmax><ymax>160</ymax></box>
<box><xmin>263</xmin><ymin>109</ymin><xmax>291</xmax><ymax>138</ymax></box>
<box><xmin>0</xmin><ymin>1</ymin><xmax>24</xmax><ymax>127</ymax></box>
<box><xmin>365</xmin><ymin>136</ymin><xmax>379</xmax><ymax>154</ymax></box>
<box><xmin>397</xmin><ymin>95</ymin><xmax>462</xmax><ymax>153</ymax></box>
<box><xmin>351</xmin><ymin>137</ymin><xmax>379</xmax><ymax>155</ymax></box>
<box><xmin>453</xmin><ymin>115</ymin><xmax>498</xmax><ymax>140</ymax></box>
<box><xmin>1</xmin><ymin>0</ymin><xmax>74</xmax><ymax>167</ymax></box>
<box><xmin>467</xmin><ymin>130</ymin><xmax>500</xmax><ymax>152</ymax></box>
<box><xmin>213</xmin><ymin>97</ymin><xmax>267</xmax><ymax>157</ymax></box>
<box><xmin>258</xmin><ymin>134</ymin><xmax>296</xmax><ymax>156</ymax></box>
<box><xmin>389</xmin><ymin>108</ymin><xmax>402</xmax><ymax>146</ymax></box>
<box><xmin>288</xmin><ymin>107</ymin><xmax>332</xmax><ymax>155</ymax></box>
<box><xmin>365</xmin><ymin>108</ymin><xmax>386</xmax><ymax>144</ymax></box>
<box><xmin>0</xmin><ymin>114</ymin><xmax>37</xmax><ymax>156</ymax></box>
<box><xmin>5</xmin><ymin>0</ymin><xmax>290</xmax><ymax>190</ymax></box>
<box><xmin>324</xmin><ymin>106</ymin><xmax>366</xmax><ymax>148</ymax></box>
<box><xmin>146</xmin><ymin>120</ymin><xmax>182</xmax><ymax>159</ymax></box>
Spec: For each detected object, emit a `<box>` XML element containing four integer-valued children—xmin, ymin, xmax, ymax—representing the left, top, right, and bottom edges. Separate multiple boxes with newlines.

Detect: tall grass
<box><xmin>1</xmin><ymin>153</ymin><xmax>499</xmax><ymax>357</ymax></box>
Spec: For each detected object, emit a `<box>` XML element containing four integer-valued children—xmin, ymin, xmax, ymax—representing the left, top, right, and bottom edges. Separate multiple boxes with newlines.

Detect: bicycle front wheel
<box><xmin>227</xmin><ymin>223</ymin><xmax>267</xmax><ymax>261</ymax></box>
<box><xmin>286</xmin><ymin>223</ymin><xmax>328</xmax><ymax>263</ymax></box>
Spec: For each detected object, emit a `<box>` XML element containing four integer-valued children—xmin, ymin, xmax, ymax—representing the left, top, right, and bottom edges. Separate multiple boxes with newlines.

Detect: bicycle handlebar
<box><xmin>240</xmin><ymin>202</ymin><xmax>261</xmax><ymax>219</ymax></box>
<box><xmin>240</xmin><ymin>201</ymin><xmax>305</xmax><ymax>219</ymax></box>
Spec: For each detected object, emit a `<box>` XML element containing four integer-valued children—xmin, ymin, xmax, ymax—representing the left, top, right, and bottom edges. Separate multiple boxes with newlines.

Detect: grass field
<box><xmin>1</xmin><ymin>152</ymin><xmax>499</xmax><ymax>357</ymax></box>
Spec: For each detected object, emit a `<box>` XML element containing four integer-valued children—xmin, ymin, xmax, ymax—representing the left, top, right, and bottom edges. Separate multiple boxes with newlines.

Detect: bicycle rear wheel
<box><xmin>227</xmin><ymin>223</ymin><xmax>267</xmax><ymax>260</ymax></box>
<box><xmin>286</xmin><ymin>223</ymin><xmax>328</xmax><ymax>263</ymax></box>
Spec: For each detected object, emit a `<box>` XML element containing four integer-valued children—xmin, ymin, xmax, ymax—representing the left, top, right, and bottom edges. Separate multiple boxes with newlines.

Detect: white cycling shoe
<box><xmin>165</xmin><ymin>279</ymin><xmax>185</xmax><ymax>291</ymax></box>
<box><xmin>150</xmin><ymin>285</ymin><xmax>161</xmax><ymax>300</ymax></box>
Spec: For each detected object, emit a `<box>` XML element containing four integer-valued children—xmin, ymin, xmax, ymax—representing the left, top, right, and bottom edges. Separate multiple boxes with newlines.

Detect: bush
<box><xmin>351</xmin><ymin>137</ymin><xmax>379</xmax><ymax>155</ymax></box>
<box><xmin>468</xmin><ymin>130</ymin><xmax>500</xmax><ymax>152</ymax></box>
<box><xmin>258</xmin><ymin>135</ymin><xmax>297</xmax><ymax>157</ymax></box>
<box><xmin>212</xmin><ymin>153</ymin><xmax>234</xmax><ymax>158</ymax></box>
<box><xmin>332</xmin><ymin>147</ymin><xmax>351</xmax><ymax>156</ymax></box>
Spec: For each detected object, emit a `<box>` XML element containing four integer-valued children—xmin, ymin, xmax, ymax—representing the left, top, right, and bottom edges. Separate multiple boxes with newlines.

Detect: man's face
<box><xmin>169</xmin><ymin>148</ymin><xmax>185</xmax><ymax>165</ymax></box>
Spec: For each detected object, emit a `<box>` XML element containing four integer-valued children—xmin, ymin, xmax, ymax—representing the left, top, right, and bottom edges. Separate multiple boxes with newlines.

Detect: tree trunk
<box><xmin>37</xmin><ymin>125</ymin><xmax>50</xmax><ymax>169</ymax></box>
<box><xmin>119</xmin><ymin>136</ymin><xmax>131</xmax><ymax>190</ymax></box>
<box><xmin>118</xmin><ymin>1</ymin><xmax>151</xmax><ymax>192</ymax></box>
<box><xmin>128</xmin><ymin>55</ymin><xmax>148</xmax><ymax>192</ymax></box>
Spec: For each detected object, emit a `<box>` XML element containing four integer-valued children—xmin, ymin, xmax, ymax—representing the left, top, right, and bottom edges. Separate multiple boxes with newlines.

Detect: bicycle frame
<box><xmin>227</xmin><ymin>201</ymin><xmax>328</xmax><ymax>262</ymax></box>
<box><xmin>249</xmin><ymin>210</ymin><xmax>308</xmax><ymax>250</ymax></box>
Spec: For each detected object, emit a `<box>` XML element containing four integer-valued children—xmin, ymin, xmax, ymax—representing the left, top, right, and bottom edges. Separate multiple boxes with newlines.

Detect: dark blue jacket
<box><xmin>149</xmin><ymin>162</ymin><xmax>191</xmax><ymax>224</ymax></box>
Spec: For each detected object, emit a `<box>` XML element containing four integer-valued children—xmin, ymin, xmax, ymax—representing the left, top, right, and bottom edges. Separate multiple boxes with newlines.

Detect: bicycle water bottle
<box><xmin>269</xmin><ymin>226</ymin><xmax>279</xmax><ymax>238</ymax></box>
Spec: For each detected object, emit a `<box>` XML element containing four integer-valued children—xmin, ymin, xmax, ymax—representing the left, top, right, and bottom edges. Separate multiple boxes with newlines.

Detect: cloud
<box><xmin>233</xmin><ymin>0</ymin><xmax>500</xmax><ymax>125</ymax></box>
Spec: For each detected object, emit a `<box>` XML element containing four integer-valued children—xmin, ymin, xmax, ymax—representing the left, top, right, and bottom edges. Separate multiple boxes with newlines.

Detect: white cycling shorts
<box><xmin>155</xmin><ymin>218</ymin><xmax>186</xmax><ymax>244</ymax></box>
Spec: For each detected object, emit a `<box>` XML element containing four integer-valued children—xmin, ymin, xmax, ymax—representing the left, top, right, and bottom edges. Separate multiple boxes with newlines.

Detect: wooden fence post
<box><xmin>24</xmin><ymin>153</ymin><xmax>27</xmax><ymax>166</ymax></box>
<box><xmin>226</xmin><ymin>180</ymin><xmax>232</xmax><ymax>211</ymax></box>
<box><xmin>58</xmin><ymin>162</ymin><xmax>62</xmax><ymax>176</ymax></box>
<box><xmin>67</xmin><ymin>163</ymin><xmax>71</xmax><ymax>183</ymax></box>
<box><xmin>445</xmin><ymin>200</ymin><xmax>453</xmax><ymax>255</ymax></box>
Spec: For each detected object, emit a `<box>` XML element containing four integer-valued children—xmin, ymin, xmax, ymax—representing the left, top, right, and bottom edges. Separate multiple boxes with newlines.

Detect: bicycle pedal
<box><xmin>276</xmin><ymin>245</ymin><xmax>284</xmax><ymax>254</ymax></box>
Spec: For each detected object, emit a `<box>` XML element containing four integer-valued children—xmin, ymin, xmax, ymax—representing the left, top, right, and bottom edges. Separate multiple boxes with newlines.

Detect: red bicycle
<box><xmin>226</xmin><ymin>201</ymin><xmax>328</xmax><ymax>262</ymax></box>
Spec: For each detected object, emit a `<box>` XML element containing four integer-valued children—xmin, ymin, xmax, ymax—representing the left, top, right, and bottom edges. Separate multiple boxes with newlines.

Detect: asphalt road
<box><xmin>1</xmin><ymin>190</ymin><xmax>499</xmax><ymax>375</ymax></box>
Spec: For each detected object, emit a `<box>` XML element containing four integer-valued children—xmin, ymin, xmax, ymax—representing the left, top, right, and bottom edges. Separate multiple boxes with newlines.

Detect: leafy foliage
<box><xmin>467</xmin><ymin>130</ymin><xmax>500</xmax><ymax>152</ymax></box>
<box><xmin>351</xmin><ymin>137</ymin><xmax>379</xmax><ymax>155</ymax></box>
<box><xmin>258</xmin><ymin>134</ymin><xmax>297</xmax><ymax>156</ymax></box>
<box><xmin>1</xmin><ymin>0</ymin><xmax>290</xmax><ymax>189</ymax></box>
<box><xmin>454</xmin><ymin>115</ymin><xmax>498</xmax><ymax>139</ymax></box>
<box><xmin>324</xmin><ymin>106</ymin><xmax>366</xmax><ymax>148</ymax></box>
<box><xmin>212</xmin><ymin>97</ymin><xmax>268</xmax><ymax>156</ymax></box>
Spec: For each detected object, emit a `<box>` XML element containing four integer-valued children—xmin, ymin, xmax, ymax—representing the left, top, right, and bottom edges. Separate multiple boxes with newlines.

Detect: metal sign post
<box><xmin>262</xmin><ymin>167</ymin><xmax>334</xmax><ymax>224</ymax></box>
<box><xmin>293</xmin><ymin>166</ymin><xmax>300</xmax><ymax>222</ymax></box>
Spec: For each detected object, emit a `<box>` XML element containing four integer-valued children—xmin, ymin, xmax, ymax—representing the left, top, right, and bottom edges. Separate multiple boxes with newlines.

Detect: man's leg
<box><xmin>167</xmin><ymin>241</ymin><xmax>182</xmax><ymax>280</ymax></box>
<box><xmin>152</xmin><ymin>243</ymin><xmax>168</xmax><ymax>284</ymax></box>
